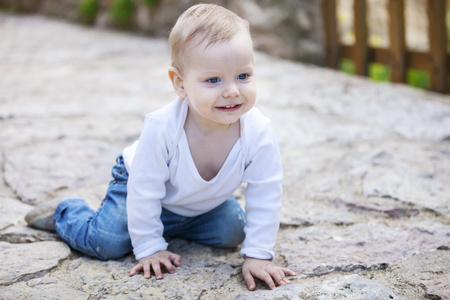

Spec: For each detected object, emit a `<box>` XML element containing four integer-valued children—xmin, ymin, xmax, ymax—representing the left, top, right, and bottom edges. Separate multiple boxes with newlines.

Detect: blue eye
<box><xmin>208</xmin><ymin>77</ymin><xmax>220</xmax><ymax>84</ymax></box>
<box><xmin>238</xmin><ymin>74</ymin><xmax>248</xmax><ymax>80</ymax></box>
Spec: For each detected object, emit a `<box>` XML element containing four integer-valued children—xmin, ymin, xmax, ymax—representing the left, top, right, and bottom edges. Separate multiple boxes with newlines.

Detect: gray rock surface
<box><xmin>278</xmin><ymin>220</ymin><xmax>449</xmax><ymax>275</ymax></box>
<box><xmin>0</xmin><ymin>198</ymin><xmax>33</xmax><ymax>230</ymax></box>
<box><xmin>236</xmin><ymin>274</ymin><xmax>409</xmax><ymax>300</ymax></box>
<box><xmin>1</xmin><ymin>12</ymin><xmax>449</xmax><ymax>300</ymax></box>
<box><xmin>0</xmin><ymin>241</ymin><xmax>71</xmax><ymax>286</ymax></box>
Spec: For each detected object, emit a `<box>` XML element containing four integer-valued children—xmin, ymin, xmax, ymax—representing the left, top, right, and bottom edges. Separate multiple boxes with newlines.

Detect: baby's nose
<box><xmin>223</xmin><ymin>82</ymin><xmax>239</xmax><ymax>98</ymax></box>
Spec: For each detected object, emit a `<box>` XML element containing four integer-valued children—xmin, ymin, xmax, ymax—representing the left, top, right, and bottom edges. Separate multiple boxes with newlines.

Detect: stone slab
<box><xmin>0</xmin><ymin>115</ymin><xmax>144</xmax><ymax>149</ymax></box>
<box><xmin>6</xmin><ymin>239</ymin><xmax>244</xmax><ymax>300</ymax></box>
<box><xmin>3</xmin><ymin>140</ymin><xmax>118</xmax><ymax>205</ymax></box>
<box><xmin>278</xmin><ymin>220</ymin><xmax>450</xmax><ymax>275</ymax></box>
<box><xmin>0</xmin><ymin>241</ymin><xmax>71</xmax><ymax>286</ymax></box>
<box><xmin>280</xmin><ymin>140</ymin><xmax>450</xmax><ymax>226</ymax></box>
<box><xmin>0</xmin><ymin>154</ymin><xmax>17</xmax><ymax>200</ymax></box>
<box><xmin>0</xmin><ymin>223</ymin><xmax>60</xmax><ymax>244</ymax></box>
<box><xmin>0</xmin><ymin>197</ymin><xmax>33</xmax><ymax>230</ymax></box>
<box><xmin>255</xmin><ymin>58</ymin><xmax>450</xmax><ymax>141</ymax></box>
<box><xmin>235</xmin><ymin>274</ymin><xmax>408</xmax><ymax>300</ymax></box>
<box><xmin>372</xmin><ymin>250</ymin><xmax>450</xmax><ymax>300</ymax></box>
<box><xmin>0</xmin><ymin>280</ymin><xmax>89</xmax><ymax>300</ymax></box>
<box><xmin>362</xmin><ymin>141</ymin><xmax>450</xmax><ymax>217</ymax></box>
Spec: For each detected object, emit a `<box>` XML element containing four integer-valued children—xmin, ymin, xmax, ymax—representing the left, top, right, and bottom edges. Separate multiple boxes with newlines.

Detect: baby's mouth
<box><xmin>216</xmin><ymin>104</ymin><xmax>242</xmax><ymax>111</ymax></box>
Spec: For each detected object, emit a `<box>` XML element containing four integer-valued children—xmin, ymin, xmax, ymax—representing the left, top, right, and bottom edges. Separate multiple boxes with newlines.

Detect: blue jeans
<box><xmin>53</xmin><ymin>155</ymin><xmax>246</xmax><ymax>260</ymax></box>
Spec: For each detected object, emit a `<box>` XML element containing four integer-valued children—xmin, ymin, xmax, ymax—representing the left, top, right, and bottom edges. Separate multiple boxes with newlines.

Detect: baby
<box><xmin>25</xmin><ymin>3</ymin><xmax>295</xmax><ymax>291</ymax></box>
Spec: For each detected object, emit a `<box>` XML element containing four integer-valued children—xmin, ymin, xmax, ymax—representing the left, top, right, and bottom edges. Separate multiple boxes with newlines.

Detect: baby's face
<box><xmin>180</xmin><ymin>32</ymin><xmax>256</xmax><ymax>129</ymax></box>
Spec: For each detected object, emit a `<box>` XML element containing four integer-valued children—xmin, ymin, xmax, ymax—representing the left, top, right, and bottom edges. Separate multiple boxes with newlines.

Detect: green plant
<box><xmin>339</xmin><ymin>59</ymin><xmax>354</xmax><ymax>75</ymax></box>
<box><xmin>339</xmin><ymin>59</ymin><xmax>433</xmax><ymax>91</ymax></box>
<box><xmin>143</xmin><ymin>0</ymin><xmax>159</xmax><ymax>8</ymax></box>
<box><xmin>369</xmin><ymin>63</ymin><xmax>390</xmax><ymax>82</ymax></box>
<box><xmin>78</xmin><ymin>0</ymin><xmax>99</xmax><ymax>25</ymax></box>
<box><xmin>407</xmin><ymin>69</ymin><xmax>430</xmax><ymax>90</ymax></box>
<box><xmin>109</xmin><ymin>0</ymin><xmax>136</xmax><ymax>30</ymax></box>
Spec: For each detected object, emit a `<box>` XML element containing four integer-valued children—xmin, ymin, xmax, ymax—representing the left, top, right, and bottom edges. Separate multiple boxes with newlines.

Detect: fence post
<box><xmin>427</xmin><ymin>0</ymin><xmax>447</xmax><ymax>93</ymax></box>
<box><xmin>353</xmin><ymin>0</ymin><xmax>368</xmax><ymax>76</ymax></box>
<box><xmin>322</xmin><ymin>0</ymin><xmax>339</xmax><ymax>68</ymax></box>
<box><xmin>388</xmin><ymin>0</ymin><xmax>406</xmax><ymax>83</ymax></box>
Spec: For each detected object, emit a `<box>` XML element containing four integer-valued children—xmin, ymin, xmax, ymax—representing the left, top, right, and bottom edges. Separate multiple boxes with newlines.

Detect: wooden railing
<box><xmin>321</xmin><ymin>0</ymin><xmax>448</xmax><ymax>93</ymax></box>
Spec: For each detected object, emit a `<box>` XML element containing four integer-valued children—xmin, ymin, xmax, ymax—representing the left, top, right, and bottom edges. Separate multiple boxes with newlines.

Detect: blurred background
<box><xmin>1</xmin><ymin>0</ymin><xmax>449</xmax><ymax>92</ymax></box>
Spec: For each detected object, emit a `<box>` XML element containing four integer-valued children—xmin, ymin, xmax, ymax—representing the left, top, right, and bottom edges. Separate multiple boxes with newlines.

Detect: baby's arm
<box><xmin>240</xmin><ymin>113</ymin><xmax>295</xmax><ymax>290</ymax></box>
<box><xmin>130</xmin><ymin>250</ymin><xmax>181</xmax><ymax>279</ymax></box>
<box><xmin>242</xmin><ymin>257</ymin><xmax>296</xmax><ymax>290</ymax></box>
<box><xmin>127</xmin><ymin>116</ymin><xmax>174</xmax><ymax>276</ymax></box>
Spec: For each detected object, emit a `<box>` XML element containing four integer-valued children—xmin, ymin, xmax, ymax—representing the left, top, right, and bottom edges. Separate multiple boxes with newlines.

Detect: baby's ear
<box><xmin>168</xmin><ymin>67</ymin><xmax>187</xmax><ymax>98</ymax></box>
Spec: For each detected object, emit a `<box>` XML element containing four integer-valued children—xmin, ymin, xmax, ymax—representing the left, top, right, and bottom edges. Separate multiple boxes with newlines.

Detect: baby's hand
<box><xmin>129</xmin><ymin>250</ymin><xmax>181</xmax><ymax>280</ymax></box>
<box><xmin>242</xmin><ymin>257</ymin><xmax>296</xmax><ymax>290</ymax></box>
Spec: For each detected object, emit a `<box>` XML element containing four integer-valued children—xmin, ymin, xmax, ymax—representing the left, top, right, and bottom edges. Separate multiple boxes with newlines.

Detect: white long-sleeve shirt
<box><xmin>124</xmin><ymin>97</ymin><xmax>282</xmax><ymax>260</ymax></box>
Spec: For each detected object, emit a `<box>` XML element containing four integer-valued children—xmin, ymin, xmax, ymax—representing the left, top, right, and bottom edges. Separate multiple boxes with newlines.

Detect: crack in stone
<box><xmin>0</xmin><ymin>263</ymin><xmax>61</xmax><ymax>287</ymax></box>
<box><xmin>0</xmin><ymin>223</ymin><xmax>14</xmax><ymax>233</ymax></box>
<box><xmin>306</xmin><ymin>263</ymin><xmax>390</xmax><ymax>277</ymax></box>
<box><xmin>279</xmin><ymin>223</ymin><xmax>307</xmax><ymax>229</ymax></box>
<box><xmin>197</xmin><ymin>271</ymin><xmax>242</xmax><ymax>300</ymax></box>
<box><xmin>1</xmin><ymin>151</ymin><xmax>21</xmax><ymax>201</ymax></box>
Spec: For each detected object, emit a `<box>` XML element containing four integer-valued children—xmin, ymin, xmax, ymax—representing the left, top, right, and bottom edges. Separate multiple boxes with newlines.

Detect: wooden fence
<box><xmin>322</xmin><ymin>0</ymin><xmax>448</xmax><ymax>93</ymax></box>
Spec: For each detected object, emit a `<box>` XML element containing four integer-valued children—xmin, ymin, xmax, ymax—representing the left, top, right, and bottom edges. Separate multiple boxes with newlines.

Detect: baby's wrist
<box><xmin>243</xmin><ymin>255</ymin><xmax>270</xmax><ymax>261</ymax></box>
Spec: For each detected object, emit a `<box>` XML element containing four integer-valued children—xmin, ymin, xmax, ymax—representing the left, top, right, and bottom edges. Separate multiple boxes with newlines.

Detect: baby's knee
<box><xmin>217</xmin><ymin>212</ymin><xmax>246</xmax><ymax>248</ymax></box>
<box><xmin>220</xmin><ymin>231</ymin><xmax>245</xmax><ymax>248</ymax></box>
<box><xmin>89</xmin><ymin>235</ymin><xmax>132</xmax><ymax>261</ymax></box>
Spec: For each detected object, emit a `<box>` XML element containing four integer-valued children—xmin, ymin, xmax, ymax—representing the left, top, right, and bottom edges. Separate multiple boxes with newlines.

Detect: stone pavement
<box><xmin>0</xmin><ymin>13</ymin><xmax>449</xmax><ymax>300</ymax></box>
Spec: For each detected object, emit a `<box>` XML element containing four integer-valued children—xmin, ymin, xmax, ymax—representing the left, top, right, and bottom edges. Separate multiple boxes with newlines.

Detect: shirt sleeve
<box><xmin>126</xmin><ymin>115</ymin><xmax>170</xmax><ymax>260</ymax></box>
<box><xmin>240</xmin><ymin>121</ymin><xmax>283</xmax><ymax>260</ymax></box>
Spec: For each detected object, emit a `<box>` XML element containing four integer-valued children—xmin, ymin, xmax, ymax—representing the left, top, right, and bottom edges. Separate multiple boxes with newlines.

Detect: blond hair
<box><xmin>169</xmin><ymin>4</ymin><xmax>251</xmax><ymax>74</ymax></box>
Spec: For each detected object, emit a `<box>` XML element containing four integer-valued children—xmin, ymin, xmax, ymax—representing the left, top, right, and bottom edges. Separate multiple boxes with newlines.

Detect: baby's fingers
<box><xmin>268</xmin><ymin>269</ymin><xmax>288</xmax><ymax>287</ymax></box>
<box><xmin>282</xmin><ymin>267</ymin><xmax>297</xmax><ymax>277</ymax></box>
<box><xmin>160</xmin><ymin>257</ymin><xmax>176</xmax><ymax>275</ymax></box>
<box><xmin>143</xmin><ymin>262</ymin><xmax>152</xmax><ymax>279</ymax></box>
<box><xmin>275</xmin><ymin>267</ymin><xmax>297</xmax><ymax>285</ymax></box>
<box><xmin>281</xmin><ymin>267</ymin><xmax>297</xmax><ymax>284</ymax></box>
<box><xmin>260</xmin><ymin>272</ymin><xmax>276</xmax><ymax>290</ymax></box>
<box><xmin>169</xmin><ymin>253</ymin><xmax>182</xmax><ymax>267</ymax></box>
<box><xmin>129</xmin><ymin>263</ymin><xmax>143</xmax><ymax>276</ymax></box>
<box><xmin>152</xmin><ymin>261</ymin><xmax>163</xmax><ymax>279</ymax></box>
<box><xmin>242</xmin><ymin>268</ymin><xmax>256</xmax><ymax>291</ymax></box>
